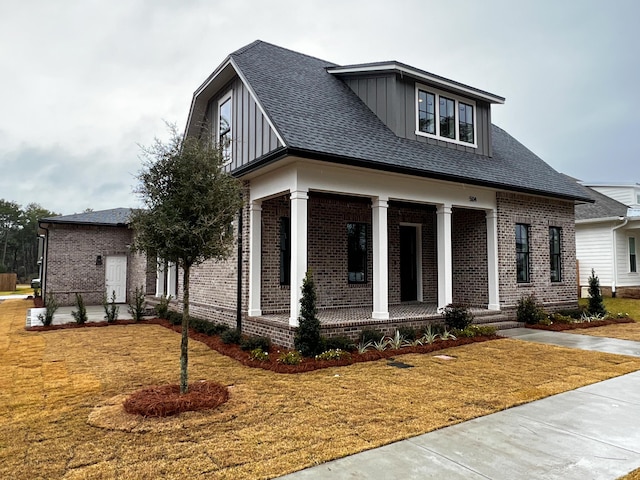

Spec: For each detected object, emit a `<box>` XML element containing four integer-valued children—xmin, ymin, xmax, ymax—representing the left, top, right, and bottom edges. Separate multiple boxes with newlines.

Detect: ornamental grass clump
<box><xmin>127</xmin><ymin>285</ymin><xmax>146</xmax><ymax>322</ymax></box>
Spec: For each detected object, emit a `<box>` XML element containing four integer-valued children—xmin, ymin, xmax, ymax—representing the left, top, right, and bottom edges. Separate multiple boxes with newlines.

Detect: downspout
<box><xmin>40</xmin><ymin>223</ymin><xmax>49</xmax><ymax>302</ymax></box>
<box><xmin>611</xmin><ymin>216</ymin><xmax>628</xmax><ymax>297</ymax></box>
<box><xmin>236</xmin><ymin>205</ymin><xmax>244</xmax><ymax>332</ymax></box>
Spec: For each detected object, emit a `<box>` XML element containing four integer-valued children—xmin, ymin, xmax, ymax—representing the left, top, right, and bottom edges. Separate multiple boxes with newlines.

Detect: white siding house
<box><xmin>575</xmin><ymin>186</ymin><xmax>640</xmax><ymax>298</ymax></box>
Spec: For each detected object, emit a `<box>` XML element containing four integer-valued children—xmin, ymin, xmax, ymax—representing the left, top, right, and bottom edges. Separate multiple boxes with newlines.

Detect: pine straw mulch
<box><xmin>5</xmin><ymin>298</ymin><xmax>640</xmax><ymax>480</ymax></box>
<box><xmin>526</xmin><ymin>317</ymin><xmax>634</xmax><ymax>332</ymax></box>
<box><xmin>28</xmin><ymin>317</ymin><xmax>500</xmax><ymax>373</ymax></box>
<box><xmin>123</xmin><ymin>381</ymin><xmax>229</xmax><ymax>417</ymax></box>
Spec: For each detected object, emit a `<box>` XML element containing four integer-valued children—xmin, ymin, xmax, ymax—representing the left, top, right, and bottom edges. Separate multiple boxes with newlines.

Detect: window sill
<box><xmin>415</xmin><ymin>130</ymin><xmax>477</xmax><ymax>149</ymax></box>
<box><xmin>348</xmin><ymin>282</ymin><xmax>369</xmax><ymax>288</ymax></box>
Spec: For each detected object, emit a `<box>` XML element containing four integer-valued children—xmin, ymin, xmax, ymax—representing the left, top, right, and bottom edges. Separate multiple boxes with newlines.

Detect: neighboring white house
<box><xmin>575</xmin><ymin>186</ymin><xmax>640</xmax><ymax>298</ymax></box>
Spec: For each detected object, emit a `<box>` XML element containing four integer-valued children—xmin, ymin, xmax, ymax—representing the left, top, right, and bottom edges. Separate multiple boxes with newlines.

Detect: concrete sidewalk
<box><xmin>277</xmin><ymin>329</ymin><xmax>640</xmax><ymax>479</ymax></box>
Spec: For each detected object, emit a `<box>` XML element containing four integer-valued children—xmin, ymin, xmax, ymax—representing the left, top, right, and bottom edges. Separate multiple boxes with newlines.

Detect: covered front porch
<box><xmin>246</xmin><ymin>159</ymin><xmax>502</xmax><ymax>327</ymax></box>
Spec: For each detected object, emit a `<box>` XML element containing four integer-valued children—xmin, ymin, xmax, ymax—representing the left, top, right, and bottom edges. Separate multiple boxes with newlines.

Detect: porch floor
<box><xmin>258</xmin><ymin>303</ymin><xmax>493</xmax><ymax>326</ymax></box>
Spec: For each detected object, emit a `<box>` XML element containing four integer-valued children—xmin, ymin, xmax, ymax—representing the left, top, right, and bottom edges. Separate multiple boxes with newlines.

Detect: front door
<box><xmin>400</xmin><ymin>226</ymin><xmax>417</xmax><ymax>302</ymax></box>
<box><xmin>105</xmin><ymin>255</ymin><xmax>127</xmax><ymax>303</ymax></box>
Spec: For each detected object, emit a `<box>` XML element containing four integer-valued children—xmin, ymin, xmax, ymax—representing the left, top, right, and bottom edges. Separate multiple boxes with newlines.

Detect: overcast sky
<box><xmin>1</xmin><ymin>0</ymin><xmax>638</xmax><ymax>215</ymax></box>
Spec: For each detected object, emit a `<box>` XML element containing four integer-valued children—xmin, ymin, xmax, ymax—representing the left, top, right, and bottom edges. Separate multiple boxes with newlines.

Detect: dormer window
<box><xmin>218</xmin><ymin>91</ymin><xmax>232</xmax><ymax>164</ymax></box>
<box><xmin>416</xmin><ymin>84</ymin><xmax>476</xmax><ymax>147</ymax></box>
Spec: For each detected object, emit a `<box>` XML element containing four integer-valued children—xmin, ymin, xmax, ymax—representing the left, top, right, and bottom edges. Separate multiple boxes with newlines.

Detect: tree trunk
<box><xmin>180</xmin><ymin>264</ymin><xmax>190</xmax><ymax>394</ymax></box>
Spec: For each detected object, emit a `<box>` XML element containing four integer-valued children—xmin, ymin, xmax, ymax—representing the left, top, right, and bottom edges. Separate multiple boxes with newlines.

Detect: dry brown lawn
<box><xmin>2</xmin><ymin>298</ymin><xmax>640</xmax><ymax>479</ymax></box>
<box><xmin>567</xmin><ymin>322</ymin><xmax>640</xmax><ymax>342</ymax></box>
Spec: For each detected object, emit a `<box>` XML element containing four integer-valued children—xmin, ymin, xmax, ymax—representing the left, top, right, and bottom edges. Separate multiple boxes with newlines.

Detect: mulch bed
<box><xmin>123</xmin><ymin>381</ymin><xmax>229</xmax><ymax>417</ymax></box>
<box><xmin>26</xmin><ymin>316</ymin><xmax>501</xmax><ymax>373</ymax></box>
<box><xmin>526</xmin><ymin>317</ymin><xmax>635</xmax><ymax>331</ymax></box>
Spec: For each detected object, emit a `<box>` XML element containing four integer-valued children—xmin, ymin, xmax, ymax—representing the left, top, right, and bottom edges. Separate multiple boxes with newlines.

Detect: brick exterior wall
<box><xmin>496</xmin><ymin>192</ymin><xmax>578</xmax><ymax>310</ymax></box>
<box><xmin>175</xmin><ymin>182</ymin><xmax>251</xmax><ymax>328</ymax></box>
<box><xmin>45</xmin><ymin>224</ymin><xmax>149</xmax><ymax>306</ymax></box>
<box><xmin>260</xmin><ymin>195</ymin><xmax>290</xmax><ymax>313</ymax></box>
<box><xmin>452</xmin><ymin>208</ymin><xmax>488</xmax><ymax>306</ymax></box>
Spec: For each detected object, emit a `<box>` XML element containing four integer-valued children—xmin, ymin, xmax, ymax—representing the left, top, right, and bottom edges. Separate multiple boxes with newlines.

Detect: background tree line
<box><xmin>0</xmin><ymin>200</ymin><xmax>57</xmax><ymax>282</ymax></box>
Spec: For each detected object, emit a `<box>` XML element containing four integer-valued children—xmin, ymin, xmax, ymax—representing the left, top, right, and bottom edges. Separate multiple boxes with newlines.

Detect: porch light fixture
<box><xmin>96</xmin><ymin>255</ymin><xmax>102</xmax><ymax>266</ymax></box>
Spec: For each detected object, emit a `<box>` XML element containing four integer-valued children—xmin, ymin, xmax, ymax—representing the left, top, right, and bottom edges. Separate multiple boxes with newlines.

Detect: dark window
<box><xmin>549</xmin><ymin>227</ymin><xmax>562</xmax><ymax>282</ymax></box>
<box><xmin>516</xmin><ymin>224</ymin><xmax>530</xmax><ymax>283</ymax></box>
<box><xmin>279</xmin><ymin>217</ymin><xmax>290</xmax><ymax>285</ymax></box>
<box><xmin>418</xmin><ymin>90</ymin><xmax>435</xmax><ymax>135</ymax></box>
<box><xmin>439</xmin><ymin>96</ymin><xmax>455</xmax><ymax>139</ymax></box>
<box><xmin>630</xmin><ymin>237</ymin><xmax>637</xmax><ymax>273</ymax></box>
<box><xmin>219</xmin><ymin>95</ymin><xmax>232</xmax><ymax>162</ymax></box>
<box><xmin>347</xmin><ymin>223</ymin><xmax>367</xmax><ymax>283</ymax></box>
<box><xmin>458</xmin><ymin>102</ymin><xmax>474</xmax><ymax>144</ymax></box>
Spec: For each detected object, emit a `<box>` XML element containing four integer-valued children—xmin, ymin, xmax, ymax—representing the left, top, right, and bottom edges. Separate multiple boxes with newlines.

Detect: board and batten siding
<box><xmin>204</xmin><ymin>76</ymin><xmax>283</xmax><ymax>173</ymax></box>
<box><xmin>575</xmin><ymin>223</ymin><xmax>615</xmax><ymax>287</ymax></box>
<box><xmin>344</xmin><ymin>74</ymin><xmax>491</xmax><ymax>157</ymax></box>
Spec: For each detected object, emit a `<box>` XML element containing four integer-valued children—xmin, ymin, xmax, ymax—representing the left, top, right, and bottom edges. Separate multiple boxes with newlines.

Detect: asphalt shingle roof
<box><xmin>40</xmin><ymin>208</ymin><xmax>132</xmax><ymax>226</ymax></box>
<box><xmin>575</xmin><ymin>187</ymin><xmax>629</xmax><ymax>221</ymax></box>
<box><xmin>229</xmin><ymin>41</ymin><xmax>591</xmax><ymax>202</ymax></box>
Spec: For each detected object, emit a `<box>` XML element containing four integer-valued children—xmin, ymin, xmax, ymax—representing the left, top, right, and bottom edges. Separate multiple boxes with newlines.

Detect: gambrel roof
<box><xmin>191</xmin><ymin>40</ymin><xmax>592</xmax><ymax>203</ymax></box>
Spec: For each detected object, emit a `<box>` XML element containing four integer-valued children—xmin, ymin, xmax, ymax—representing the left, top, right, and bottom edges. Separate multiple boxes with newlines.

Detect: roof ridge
<box><xmin>231</xmin><ymin>39</ymin><xmax>337</xmax><ymax>66</ymax></box>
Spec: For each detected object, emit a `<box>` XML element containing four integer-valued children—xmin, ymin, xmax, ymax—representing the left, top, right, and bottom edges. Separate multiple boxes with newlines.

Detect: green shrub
<box><xmin>556</xmin><ymin>308</ymin><xmax>585</xmax><ymax>319</ymax></box>
<box><xmin>71</xmin><ymin>293</ymin><xmax>88</xmax><ymax>324</ymax></box>
<box><xmin>294</xmin><ymin>270</ymin><xmax>322</xmax><ymax>357</ymax></box>
<box><xmin>516</xmin><ymin>294</ymin><xmax>546</xmax><ymax>324</ymax></box>
<box><xmin>241</xmin><ymin>335</ymin><xmax>271</xmax><ymax>352</ymax></box>
<box><xmin>38</xmin><ymin>293</ymin><xmax>58</xmax><ymax>326</ymax></box>
<box><xmin>277</xmin><ymin>350</ymin><xmax>303</xmax><ymax>365</ymax></box>
<box><xmin>127</xmin><ymin>286</ymin><xmax>146</xmax><ymax>322</ymax></box>
<box><xmin>359</xmin><ymin>328</ymin><xmax>384</xmax><ymax>345</ymax></box>
<box><xmin>221</xmin><ymin>329</ymin><xmax>242</xmax><ymax>345</ymax></box>
<box><xmin>322</xmin><ymin>336</ymin><xmax>355</xmax><ymax>352</ymax></box>
<box><xmin>549</xmin><ymin>313</ymin><xmax>574</xmax><ymax>324</ymax></box>
<box><xmin>155</xmin><ymin>294</ymin><xmax>172</xmax><ymax>319</ymax></box>
<box><xmin>102</xmin><ymin>290</ymin><xmax>119</xmax><ymax>323</ymax></box>
<box><xmin>315</xmin><ymin>349</ymin><xmax>351</xmax><ymax>361</ymax></box>
<box><xmin>166</xmin><ymin>310</ymin><xmax>183</xmax><ymax>325</ymax></box>
<box><xmin>443</xmin><ymin>303</ymin><xmax>474</xmax><ymax>330</ymax></box>
<box><xmin>587</xmin><ymin>269</ymin><xmax>607</xmax><ymax>316</ymax></box>
<box><xmin>249</xmin><ymin>348</ymin><xmax>270</xmax><ymax>362</ymax></box>
<box><xmin>190</xmin><ymin>317</ymin><xmax>224</xmax><ymax>336</ymax></box>
<box><xmin>453</xmin><ymin>325</ymin><xmax>497</xmax><ymax>338</ymax></box>
<box><xmin>398</xmin><ymin>326</ymin><xmax>417</xmax><ymax>341</ymax></box>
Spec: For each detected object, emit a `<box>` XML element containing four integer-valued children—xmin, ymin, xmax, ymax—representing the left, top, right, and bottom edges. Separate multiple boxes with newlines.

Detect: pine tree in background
<box><xmin>587</xmin><ymin>268</ymin><xmax>606</xmax><ymax>316</ymax></box>
<box><xmin>294</xmin><ymin>269</ymin><xmax>322</xmax><ymax>357</ymax></box>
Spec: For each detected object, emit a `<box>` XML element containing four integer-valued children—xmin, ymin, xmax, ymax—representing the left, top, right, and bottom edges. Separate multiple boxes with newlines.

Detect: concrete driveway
<box><xmin>277</xmin><ymin>330</ymin><xmax>640</xmax><ymax>480</ymax></box>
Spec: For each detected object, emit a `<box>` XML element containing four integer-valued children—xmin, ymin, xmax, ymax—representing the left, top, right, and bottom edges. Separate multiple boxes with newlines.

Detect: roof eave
<box><xmin>234</xmin><ymin>148</ymin><xmax>591</xmax><ymax>203</ymax></box>
<box><xmin>575</xmin><ymin>216</ymin><xmax>627</xmax><ymax>225</ymax></box>
<box><xmin>327</xmin><ymin>63</ymin><xmax>505</xmax><ymax>104</ymax></box>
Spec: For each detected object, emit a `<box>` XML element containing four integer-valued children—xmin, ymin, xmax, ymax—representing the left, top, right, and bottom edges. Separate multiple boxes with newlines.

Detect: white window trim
<box><xmin>630</xmin><ymin>235</ymin><xmax>637</xmax><ymax>273</ymax></box>
<box><xmin>217</xmin><ymin>90</ymin><xmax>233</xmax><ymax>166</ymax></box>
<box><xmin>415</xmin><ymin>83</ymin><xmax>478</xmax><ymax>148</ymax></box>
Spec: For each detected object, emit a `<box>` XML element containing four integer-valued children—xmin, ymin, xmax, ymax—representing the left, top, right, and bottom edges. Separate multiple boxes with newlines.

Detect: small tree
<box><xmin>587</xmin><ymin>269</ymin><xmax>606</xmax><ymax>316</ymax></box>
<box><xmin>71</xmin><ymin>293</ymin><xmax>88</xmax><ymax>324</ymax></box>
<box><xmin>294</xmin><ymin>270</ymin><xmax>322</xmax><ymax>357</ymax></box>
<box><xmin>130</xmin><ymin>125</ymin><xmax>242</xmax><ymax>394</ymax></box>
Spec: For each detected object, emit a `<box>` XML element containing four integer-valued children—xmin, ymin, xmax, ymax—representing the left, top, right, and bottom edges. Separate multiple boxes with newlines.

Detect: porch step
<box><xmin>471</xmin><ymin>312</ymin><xmax>523</xmax><ymax>330</ymax></box>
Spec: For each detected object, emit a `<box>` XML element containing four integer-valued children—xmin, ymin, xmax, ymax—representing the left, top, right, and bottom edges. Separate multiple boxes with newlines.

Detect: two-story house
<box><xmin>157</xmin><ymin>40</ymin><xmax>591</xmax><ymax>345</ymax></box>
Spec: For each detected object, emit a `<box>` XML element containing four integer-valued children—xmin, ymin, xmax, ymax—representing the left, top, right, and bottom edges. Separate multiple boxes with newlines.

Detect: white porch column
<box><xmin>372</xmin><ymin>197</ymin><xmax>389</xmax><ymax>320</ymax></box>
<box><xmin>436</xmin><ymin>204</ymin><xmax>453</xmax><ymax>310</ymax></box>
<box><xmin>486</xmin><ymin>210</ymin><xmax>500</xmax><ymax>310</ymax></box>
<box><xmin>289</xmin><ymin>190</ymin><xmax>308</xmax><ymax>326</ymax></box>
<box><xmin>155</xmin><ymin>257</ymin><xmax>165</xmax><ymax>297</ymax></box>
<box><xmin>248</xmin><ymin>201</ymin><xmax>262</xmax><ymax>317</ymax></box>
